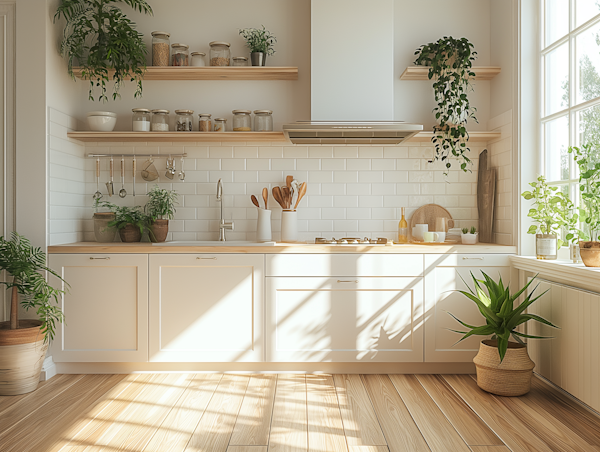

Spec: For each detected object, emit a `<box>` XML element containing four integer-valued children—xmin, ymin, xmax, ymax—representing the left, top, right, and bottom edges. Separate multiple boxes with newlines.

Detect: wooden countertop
<box><xmin>48</xmin><ymin>242</ymin><xmax>517</xmax><ymax>254</ymax></box>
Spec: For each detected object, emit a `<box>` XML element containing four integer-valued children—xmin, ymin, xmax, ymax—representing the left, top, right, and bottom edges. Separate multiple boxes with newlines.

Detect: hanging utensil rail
<box><xmin>87</xmin><ymin>153</ymin><xmax>187</xmax><ymax>158</ymax></box>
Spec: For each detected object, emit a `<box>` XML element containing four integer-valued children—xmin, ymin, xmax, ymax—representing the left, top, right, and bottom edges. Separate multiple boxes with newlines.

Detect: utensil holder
<box><xmin>281</xmin><ymin>210</ymin><xmax>298</xmax><ymax>242</ymax></box>
<box><xmin>256</xmin><ymin>208</ymin><xmax>272</xmax><ymax>242</ymax></box>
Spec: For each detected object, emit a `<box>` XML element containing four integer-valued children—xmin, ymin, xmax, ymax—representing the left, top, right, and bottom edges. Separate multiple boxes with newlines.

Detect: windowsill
<box><xmin>511</xmin><ymin>255</ymin><xmax>600</xmax><ymax>292</ymax></box>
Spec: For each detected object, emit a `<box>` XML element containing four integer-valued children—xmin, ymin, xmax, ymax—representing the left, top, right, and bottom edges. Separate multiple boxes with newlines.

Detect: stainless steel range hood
<box><xmin>283</xmin><ymin>121</ymin><xmax>423</xmax><ymax>145</ymax></box>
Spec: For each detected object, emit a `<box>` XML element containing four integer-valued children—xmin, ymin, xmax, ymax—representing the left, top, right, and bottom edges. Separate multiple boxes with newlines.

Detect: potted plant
<box><xmin>0</xmin><ymin>233</ymin><xmax>66</xmax><ymax>395</ymax></box>
<box><xmin>145</xmin><ymin>186</ymin><xmax>178</xmax><ymax>243</ymax></box>
<box><xmin>461</xmin><ymin>226</ymin><xmax>478</xmax><ymax>245</ymax></box>
<box><xmin>521</xmin><ymin>175</ymin><xmax>574</xmax><ymax>260</ymax></box>
<box><xmin>568</xmin><ymin>144</ymin><xmax>600</xmax><ymax>266</ymax></box>
<box><xmin>450</xmin><ymin>272</ymin><xmax>557</xmax><ymax>396</ymax></box>
<box><xmin>414</xmin><ymin>36</ymin><xmax>478</xmax><ymax>174</ymax></box>
<box><xmin>239</xmin><ymin>25</ymin><xmax>277</xmax><ymax>66</ymax></box>
<box><xmin>93</xmin><ymin>200</ymin><xmax>117</xmax><ymax>243</ymax></box>
<box><xmin>54</xmin><ymin>0</ymin><xmax>153</xmax><ymax>102</ymax></box>
<box><xmin>108</xmin><ymin>205</ymin><xmax>149</xmax><ymax>242</ymax></box>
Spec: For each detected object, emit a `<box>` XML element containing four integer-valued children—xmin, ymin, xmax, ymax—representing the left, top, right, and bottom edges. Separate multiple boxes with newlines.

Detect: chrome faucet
<box><xmin>216</xmin><ymin>178</ymin><xmax>234</xmax><ymax>241</ymax></box>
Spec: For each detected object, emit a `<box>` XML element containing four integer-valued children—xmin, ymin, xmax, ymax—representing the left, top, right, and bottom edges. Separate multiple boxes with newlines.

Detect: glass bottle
<box><xmin>254</xmin><ymin>110</ymin><xmax>273</xmax><ymax>131</ymax></box>
<box><xmin>132</xmin><ymin>108</ymin><xmax>151</xmax><ymax>132</ymax></box>
<box><xmin>198</xmin><ymin>113</ymin><xmax>212</xmax><ymax>132</ymax></box>
<box><xmin>151</xmin><ymin>109</ymin><xmax>170</xmax><ymax>131</ymax></box>
<box><xmin>209</xmin><ymin>41</ymin><xmax>231</xmax><ymax>66</ymax></box>
<box><xmin>171</xmin><ymin>43</ymin><xmax>189</xmax><ymax>66</ymax></box>
<box><xmin>151</xmin><ymin>31</ymin><xmax>170</xmax><ymax>66</ymax></box>
<box><xmin>536</xmin><ymin>234</ymin><xmax>558</xmax><ymax>260</ymax></box>
<box><xmin>175</xmin><ymin>109</ymin><xmax>194</xmax><ymax>131</ymax></box>
<box><xmin>232</xmin><ymin>110</ymin><xmax>252</xmax><ymax>131</ymax></box>
<box><xmin>232</xmin><ymin>56</ymin><xmax>248</xmax><ymax>66</ymax></box>
<box><xmin>190</xmin><ymin>52</ymin><xmax>206</xmax><ymax>67</ymax></box>
<box><xmin>398</xmin><ymin>207</ymin><xmax>408</xmax><ymax>243</ymax></box>
<box><xmin>213</xmin><ymin>118</ymin><xmax>227</xmax><ymax>132</ymax></box>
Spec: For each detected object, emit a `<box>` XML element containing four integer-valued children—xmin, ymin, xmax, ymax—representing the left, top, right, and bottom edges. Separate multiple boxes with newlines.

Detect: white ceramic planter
<box><xmin>461</xmin><ymin>232</ymin><xmax>478</xmax><ymax>245</ymax></box>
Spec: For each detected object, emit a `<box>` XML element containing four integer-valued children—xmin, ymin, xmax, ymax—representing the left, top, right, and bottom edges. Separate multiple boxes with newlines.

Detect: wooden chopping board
<box><xmin>477</xmin><ymin>149</ymin><xmax>496</xmax><ymax>243</ymax></box>
<box><xmin>409</xmin><ymin>204</ymin><xmax>454</xmax><ymax>240</ymax></box>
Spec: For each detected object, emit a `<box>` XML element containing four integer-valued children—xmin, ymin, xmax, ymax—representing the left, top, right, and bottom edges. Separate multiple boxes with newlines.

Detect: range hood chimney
<box><xmin>283</xmin><ymin>0</ymin><xmax>423</xmax><ymax>144</ymax></box>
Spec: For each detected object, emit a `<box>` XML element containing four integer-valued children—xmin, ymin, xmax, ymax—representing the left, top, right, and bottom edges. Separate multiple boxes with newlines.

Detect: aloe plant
<box><xmin>449</xmin><ymin>272</ymin><xmax>558</xmax><ymax>362</ymax></box>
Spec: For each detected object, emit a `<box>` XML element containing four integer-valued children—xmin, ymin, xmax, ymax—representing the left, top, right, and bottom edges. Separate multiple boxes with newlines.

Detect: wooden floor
<box><xmin>0</xmin><ymin>374</ymin><xmax>599</xmax><ymax>452</ymax></box>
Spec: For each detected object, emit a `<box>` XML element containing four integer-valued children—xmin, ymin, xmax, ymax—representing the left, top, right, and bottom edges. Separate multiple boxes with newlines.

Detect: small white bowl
<box><xmin>87</xmin><ymin>111</ymin><xmax>117</xmax><ymax>118</ymax></box>
<box><xmin>87</xmin><ymin>113</ymin><xmax>117</xmax><ymax>132</ymax></box>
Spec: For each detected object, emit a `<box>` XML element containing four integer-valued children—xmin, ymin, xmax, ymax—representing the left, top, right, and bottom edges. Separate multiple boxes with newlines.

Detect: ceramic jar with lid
<box><xmin>151</xmin><ymin>109</ymin><xmax>170</xmax><ymax>131</ymax></box>
<box><xmin>213</xmin><ymin>118</ymin><xmax>227</xmax><ymax>132</ymax></box>
<box><xmin>209</xmin><ymin>41</ymin><xmax>231</xmax><ymax>66</ymax></box>
<box><xmin>191</xmin><ymin>52</ymin><xmax>206</xmax><ymax>67</ymax></box>
<box><xmin>232</xmin><ymin>56</ymin><xmax>248</xmax><ymax>66</ymax></box>
<box><xmin>132</xmin><ymin>108</ymin><xmax>151</xmax><ymax>132</ymax></box>
<box><xmin>171</xmin><ymin>43</ymin><xmax>189</xmax><ymax>66</ymax></box>
<box><xmin>198</xmin><ymin>113</ymin><xmax>212</xmax><ymax>132</ymax></box>
<box><xmin>254</xmin><ymin>110</ymin><xmax>273</xmax><ymax>131</ymax></box>
<box><xmin>232</xmin><ymin>110</ymin><xmax>252</xmax><ymax>131</ymax></box>
<box><xmin>175</xmin><ymin>110</ymin><xmax>194</xmax><ymax>131</ymax></box>
<box><xmin>151</xmin><ymin>31</ymin><xmax>170</xmax><ymax>66</ymax></box>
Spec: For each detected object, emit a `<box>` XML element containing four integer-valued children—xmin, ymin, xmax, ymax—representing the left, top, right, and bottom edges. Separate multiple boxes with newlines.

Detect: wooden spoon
<box><xmin>272</xmin><ymin>186</ymin><xmax>285</xmax><ymax>208</ymax></box>
<box><xmin>282</xmin><ymin>186</ymin><xmax>291</xmax><ymax>209</ymax></box>
<box><xmin>293</xmin><ymin>182</ymin><xmax>307</xmax><ymax>211</ymax></box>
<box><xmin>262</xmin><ymin>187</ymin><xmax>268</xmax><ymax>210</ymax></box>
<box><xmin>286</xmin><ymin>175</ymin><xmax>293</xmax><ymax>189</ymax></box>
<box><xmin>251</xmin><ymin>195</ymin><xmax>260</xmax><ymax>208</ymax></box>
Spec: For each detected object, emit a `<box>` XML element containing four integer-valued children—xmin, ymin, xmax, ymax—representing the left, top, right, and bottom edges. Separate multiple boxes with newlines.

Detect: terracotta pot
<box><xmin>119</xmin><ymin>224</ymin><xmax>142</xmax><ymax>242</ymax></box>
<box><xmin>473</xmin><ymin>339</ymin><xmax>535</xmax><ymax>396</ymax></box>
<box><xmin>0</xmin><ymin>320</ymin><xmax>48</xmax><ymax>395</ymax></box>
<box><xmin>579</xmin><ymin>241</ymin><xmax>600</xmax><ymax>267</ymax></box>
<box><xmin>149</xmin><ymin>219</ymin><xmax>169</xmax><ymax>243</ymax></box>
<box><xmin>93</xmin><ymin>212</ymin><xmax>117</xmax><ymax>243</ymax></box>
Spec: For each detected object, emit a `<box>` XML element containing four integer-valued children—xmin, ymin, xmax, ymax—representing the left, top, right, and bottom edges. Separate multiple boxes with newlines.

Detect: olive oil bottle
<box><xmin>398</xmin><ymin>207</ymin><xmax>408</xmax><ymax>243</ymax></box>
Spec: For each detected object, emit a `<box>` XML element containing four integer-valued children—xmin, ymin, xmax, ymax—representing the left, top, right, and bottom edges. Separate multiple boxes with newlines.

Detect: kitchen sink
<box><xmin>153</xmin><ymin>241</ymin><xmax>276</xmax><ymax>246</ymax></box>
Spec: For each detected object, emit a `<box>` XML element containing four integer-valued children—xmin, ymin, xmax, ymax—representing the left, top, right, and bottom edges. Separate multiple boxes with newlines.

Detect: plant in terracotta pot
<box><xmin>521</xmin><ymin>175</ymin><xmax>574</xmax><ymax>260</ymax></box>
<box><xmin>450</xmin><ymin>272</ymin><xmax>557</xmax><ymax>396</ymax></box>
<box><xmin>145</xmin><ymin>186</ymin><xmax>178</xmax><ymax>243</ymax></box>
<box><xmin>93</xmin><ymin>200</ymin><xmax>118</xmax><ymax>243</ymax></box>
<box><xmin>239</xmin><ymin>25</ymin><xmax>276</xmax><ymax>66</ymax></box>
<box><xmin>0</xmin><ymin>232</ymin><xmax>66</xmax><ymax>395</ymax></box>
<box><xmin>108</xmin><ymin>205</ymin><xmax>149</xmax><ymax>242</ymax></box>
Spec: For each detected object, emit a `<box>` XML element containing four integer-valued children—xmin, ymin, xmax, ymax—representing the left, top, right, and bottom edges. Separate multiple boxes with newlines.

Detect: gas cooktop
<box><xmin>314</xmin><ymin>237</ymin><xmax>389</xmax><ymax>245</ymax></box>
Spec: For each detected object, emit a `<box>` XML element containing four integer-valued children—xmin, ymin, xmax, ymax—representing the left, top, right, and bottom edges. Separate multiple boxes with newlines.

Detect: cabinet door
<box><xmin>149</xmin><ymin>254</ymin><xmax>264</xmax><ymax>362</ymax></box>
<box><xmin>49</xmin><ymin>254</ymin><xmax>148</xmax><ymax>362</ymax></box>
<box><xmin>266</xmin><ymin>277</ymin><xmax>423</xmax><ymax>362</ymax></box>
<box><xmin>424</xmin><ymin>254</ymin><xmax>511</xmax><ymax>362</ymax></box>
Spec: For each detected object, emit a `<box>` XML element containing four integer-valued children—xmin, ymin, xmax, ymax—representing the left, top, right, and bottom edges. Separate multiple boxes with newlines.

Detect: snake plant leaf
<box><xmin>513</xmin><ymin>331</ymin><xmax>553</xmax><ymax>340</ymax></box>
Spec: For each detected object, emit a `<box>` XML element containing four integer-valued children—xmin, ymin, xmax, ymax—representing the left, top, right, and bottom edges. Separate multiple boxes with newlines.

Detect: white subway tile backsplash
<box><xmin>259</xmin><ymin>147</ymin><xmax>284</xmax><ymax>159</ymax></box>
<box><xmin>346</xmin><ymin>184</ymin><xmax>371</xmax><ymax>196</ymax></box>
<box><xmin>321</xmin><ymin>159</ymin><xmax>346</xmax><ymax>171</ymax></box>
<box><xmin>334</xmin><ymin>171</ymin><xmax>359</xmax><ymax>183</ymax></box>
<box><xmin>234</xmin><ymin>147</ymin><xmax>259</xmax><ymax>158</ymax></box>
<box><xmin>358</xmin><ymin>171</ymin><xmax>384</xmax><ymax>183</ymax></box>
<box><xmin>358</xmin><ymin>147</ymin><xmax>384</xmax><ymax>158</ymax></box>
<box><xmin>384</xmin><ymin>171</ymin><xmax>409</xmax><ymax>183</ymax></box>
<box><xmin>221</xmin><ymin>159</ymin><xmax>246</xmax><ymax>170</ymax></box>
<box><xmin>333</xmin><ymin>147</ymin><xmax>358</xmax><ymax>158</ymax></box>
<box><xmin>297</xmin><ymin>159</ymin><xmax>320</xmax><ymax>171</ymax></box>
<box><xmin>359</xmin><ymin>196</ymin><xmax>384</xmax><ymax>208</ymax></box>
<box><xmin>334</xmin><ymin>196</ymin><xmax>359</xmax><ymax>208</ymax></box>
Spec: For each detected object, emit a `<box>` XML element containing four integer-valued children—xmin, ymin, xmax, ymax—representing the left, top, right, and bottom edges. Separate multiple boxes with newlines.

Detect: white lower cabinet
<box><xmin>49</xmin><ymin>254</ymin><xmax>149</xmax><ymax>362</ymax></box>
<box><xmin>423</xmin><ymin>254</ymin><xmax>512</xmax><ymax>362</ymax></box>
<box><xmin>266</xmin><ymin>277</ymin><xmax>424</xmax><ymax>362</ymax></box>
<box><xmin>149</xmin><ymin>254</ymin><xmax>264</xmax><ymax>362</ymax></box>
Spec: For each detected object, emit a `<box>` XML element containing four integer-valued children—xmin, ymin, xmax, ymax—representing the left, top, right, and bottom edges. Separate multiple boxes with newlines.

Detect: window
<box><xmin>541</xmin><ymin>0</ymin><xmax>600</xmax><ymax>204</ymax></box>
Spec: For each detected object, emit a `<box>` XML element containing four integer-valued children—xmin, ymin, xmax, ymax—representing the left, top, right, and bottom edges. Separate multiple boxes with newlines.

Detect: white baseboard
<box><xmin>39</xmin><ymin>356</ymin><xmax>57</xmax><ymax>381</ymax></box>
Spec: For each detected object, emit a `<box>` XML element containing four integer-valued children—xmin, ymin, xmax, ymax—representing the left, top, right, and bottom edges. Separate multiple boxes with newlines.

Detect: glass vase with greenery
<box><xmin>55</xmin><ymin>0</ymin><xmax>153</xmax><ymax>102</ymax></box>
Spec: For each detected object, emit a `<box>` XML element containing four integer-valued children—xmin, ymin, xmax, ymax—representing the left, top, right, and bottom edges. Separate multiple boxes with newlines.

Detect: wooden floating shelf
<box><xmin>72</xmin><ymin>66</ymin><xmax>299</xmax><ymax>81</ymax></box>
<box><xmin>400</xmin><ymin>66</ymin><xmax>501</xmax><ymax>81</ymax></box>
<box><xmin>409</xmin><ymin>131</ymin><xmax>502</xmax><ymax>143</ymax></box>
<box><xmin>67</xmin><ymin>131</ymin><xmax>288</xmax><ymax>143</ymax></box>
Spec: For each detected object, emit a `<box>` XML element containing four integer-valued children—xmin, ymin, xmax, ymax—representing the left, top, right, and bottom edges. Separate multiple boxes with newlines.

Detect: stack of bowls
<box><xmin>87</xmin><ymin>111</ymin><xmax>117</xmax><ymax>131</ymax></box>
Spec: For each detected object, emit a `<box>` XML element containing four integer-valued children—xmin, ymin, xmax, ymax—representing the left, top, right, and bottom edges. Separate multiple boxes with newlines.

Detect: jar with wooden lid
<box><xmin>213</xmin><ymin>118</ymin><xmax>227</xmax><ymax>132</ymax></box>
<box><xmin>232</xmin><ymin>56</ymin><xmax>248</xmax><ymax>66</ymax></box>
<box><xmin>254</xmin><ymin>110</ymin><xmax>273</xmax><ymax>131</ymax></box>
<box><xmin>232</xmin><ymin>110</ymin><xmax>252</xmax><ymax>131</ymax></box>
<box><xmin>198</xmin><ymin>114</ymin><xmax>212</xmax><ymax>132</ymax></box>
<box><xmin>151</xmin><ymin>31</ymin><xmax>170</xmax><ymax>66</ymax></box>
<box><xmin>175</xmin><ymin>110</ymin><xmax>194</xmax><ymax>131</ymax></box>
<box><xmin>209</xmin><ymin>41</ymin><xmax>230</xmax><ymax>66</ymax></box>
<box><xmin>151</xmin><ymin>109</ymin><xmax>170</xmax><ymax>131</ymax></box>
<box><xmin>191</xmin><ymin>52</ymin><xmax>206</xmax><ymax>67</ymax></box>
<box><xmin>132</xmin><ymin>108</ymin><xmax>151</xmax><ymax>132</ymax></box>
<box><xmin>171</xmin><ymin>43</ymin><xmax>189</xmax><ymax>66</ymax></box>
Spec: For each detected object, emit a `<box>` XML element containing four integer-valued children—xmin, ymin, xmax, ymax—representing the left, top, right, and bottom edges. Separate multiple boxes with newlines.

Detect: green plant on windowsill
<box><xmin>568</xmin><ymin>145</ymin><xmax>600</xmax><ymax>242</ymax></box>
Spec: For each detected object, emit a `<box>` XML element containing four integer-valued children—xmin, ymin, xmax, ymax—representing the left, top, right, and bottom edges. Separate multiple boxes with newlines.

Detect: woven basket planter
<box><xmin>473</xmin><ymin>339</ymin><xmax>535</xmax><ymax>396</ymax></box>
<box><xmin>149</xmin><ymin>219</ymin><xmax>169</xmax><ymax>243</ymax></box>
<box><xmin>119</xmin><ymin>224</ymin><xmax>142</xmax><ymax>242</ymax></box>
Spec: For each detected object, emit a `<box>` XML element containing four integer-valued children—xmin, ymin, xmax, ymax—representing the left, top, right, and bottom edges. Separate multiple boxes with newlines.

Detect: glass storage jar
<box><xmin>171</xmin><ymin>43</ymin><xmax>189</xmax><ymax>66</ymax></box>
<box><xmin>254</xmin><ymin>110</ymin><xmax>273</xmax><ymax>131</ymax></box>
<box><xmin>213</xmin><ymin>118</ymin><xmax>227</xmax><ymax>132</ymax></box>
<box><xmin>232</xmin><ymin>56</ymin><xmax>248</xmax><ymax>66</ymax></box>
<box><xmin>198</xmin><ymin>113</ymin><xmax>212</xmax><ymax>132</ymax></box>
<box><xmin>232</xmin><ymin>110</ymin><xmax>252</xmax><ymax>131</ymax></box>
<box><xmin>175</xmin><ymin>110</ymin><xmax>194</xmax><ymax>131</ymax></box>
<box><xmin>209</xmin><ymin>41</ymin><xmax>231</xmax><ymax>66</ymax></box>
<box><xmin>151</xmin><ymin>31</ymin><xmax>170</xmax><ymax>66</ymax></box>
<box><xmin>191</xmin><ymin>52</ymin><xmax>206</xmax><ymax>67</ymax></box>
<box><xmin>132</xmin><ymin>108</ymin><xmax>151</xmax><ymax>132</ymax></box>
<box><xmin>151</xmin><ymin>109</ymin><xmax>170</xmax><ymax>131</ymax></box>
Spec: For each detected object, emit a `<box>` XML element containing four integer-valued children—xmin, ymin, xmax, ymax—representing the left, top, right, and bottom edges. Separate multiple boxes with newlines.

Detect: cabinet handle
<box><xmin>462</xmin><ymin>257</ymin><xmax>484</xmax><ymax>260</ymax></box>
<box><xmin>89</xmin><ymin>257</ymin><xmax>110</xmax><ymax>260</ymax></box>
<box><xmin>197</xmin><ymin>257</ymin><xmax>217</xmax><ymax>260</ymax></box>
<box><xmin>337</xmin><ymin>280</ymin><xmax>358</xmax><ymax>283</ymax></box>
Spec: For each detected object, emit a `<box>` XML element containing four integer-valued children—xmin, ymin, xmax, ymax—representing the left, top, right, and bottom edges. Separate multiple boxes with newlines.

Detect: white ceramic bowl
<box><xmin>87</xmin><ymin>113</ymin><xmax>117</xmax><ymax>132</ymax></box>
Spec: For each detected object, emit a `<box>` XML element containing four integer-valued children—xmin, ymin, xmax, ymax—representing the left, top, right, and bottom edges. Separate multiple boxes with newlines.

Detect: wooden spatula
<box><xmin>286</xmin><ymin>175</ymin><xmax>293</xmax><ymax>189</ymax></box>
<box><xmin>262</xmin><ymin>187</ymin><xmax>268</xmax><ymax>210</ymax></box>
<box><xmin>272</xmin><ymin>186</ymin><xmax>285</xmax><ymax>208</ymax></box>
<box><xmin>251</xmin><ymin>195</ymin><xmax>260</xmax><ymax>208</ymax></box>
<box><xmin>282</xmin><ymin>186</ymin><xmax>291</xmax><ymax>209</ymax></box>
<box><xmin>293</xmin><ymin>182</ymin><xmax>307</xmax><ymax>211</ymax></box>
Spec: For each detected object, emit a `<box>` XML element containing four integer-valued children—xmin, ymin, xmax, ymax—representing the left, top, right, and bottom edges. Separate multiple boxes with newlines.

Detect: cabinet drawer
<box><xmin>425</xmin><ymin>254</ymin><xmax>511</xmax><ymax>268</ymax></box>
<box><xmin>266</xmin><ymin>254</ymin><xmax>424</xmax><ymax>277</ymax></box>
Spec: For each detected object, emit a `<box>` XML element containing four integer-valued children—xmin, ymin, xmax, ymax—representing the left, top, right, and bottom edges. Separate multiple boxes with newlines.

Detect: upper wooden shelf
<box><xmin>72</xmin><ymin>66</ymin><xmax>299</xmax><ymax>81</ymax></box>
<box><xmin>67</xmin><ymin>131</ymin><xmax>288</xmax><ymax>143</ymax></box>
<box><xmin>400</xmin><ymin>66</ymin><xmax>501</xmax><ymax>81</ymax></box>
<box><xmin>409</xmin><ymin>131</ymin><xmax>501</xmax><ymax>142</ymax></box>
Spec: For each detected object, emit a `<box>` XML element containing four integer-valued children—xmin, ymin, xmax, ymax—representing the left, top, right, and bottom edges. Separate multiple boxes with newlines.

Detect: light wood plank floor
<box><xmin>0</xmin><ymin>374</ymin><xmax>598</xmax><ymax>452</ymax></box>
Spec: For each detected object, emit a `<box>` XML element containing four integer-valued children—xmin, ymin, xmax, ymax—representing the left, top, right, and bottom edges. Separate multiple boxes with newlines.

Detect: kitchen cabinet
<box><xmin>423</xmin><ymin>254</ymin><xmax>512</xmax><ymax>362</ymax></box>
<box><xmin>49</xmin><ymin>254</ymin><xmax>148</xmax><ymax>362</ymax></box>
<box><xmin>149</xmin><ymin>254</ymin><xmax>264</xmax><ymax>362</ymax></box>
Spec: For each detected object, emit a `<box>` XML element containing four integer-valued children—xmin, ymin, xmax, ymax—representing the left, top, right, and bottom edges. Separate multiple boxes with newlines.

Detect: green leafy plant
<box><xmin>568</xmin><ymin>144</ymin><xmax>600</xmax><ymax>242</ymax></box>
<box><xmin>414</xmin><ymin>36</ymin><xmax>478</xmax><ymax>174</ymax></box>
<box><xmin>55</xmin><ymin>0</ymin><xmax>153</xmax><ymax>102</ymax></box>
<box><xmin>145</xmin><ymin>186</ymin><xmax>178</xmax><ymax>220</ymax></box>
<box><xmin>108</xmin><ymin>205</ymin><xmax>150</xmax><ymax>233</ymax></box>
<box><xmin>450</xmin><ymin>272</ymin><xmax>557</xmax><ymax>362</ymax></box>
<box><xmin>461</xmin><ymin>226</ymin><xmax>477</xmax><ymax>234</ymax></box>
<box><xmin>0</xmin><ymin>232</ymin><xmax>67</xmax><ymax>342</ymax></box>
<box><xmin>239</xmin><ymin>25</ymin><xmax>277</xmax><ymax>55</ymax></box>
<box><xmin>521</xmin><ymin>175</ymin><xmax>575</xmax><ymax>249</ymax></box>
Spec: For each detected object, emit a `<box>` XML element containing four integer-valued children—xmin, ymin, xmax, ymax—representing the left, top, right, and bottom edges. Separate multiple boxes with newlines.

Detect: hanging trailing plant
<box><xmin>414</xmin><ymin>36</ymin><xmax>478</xmax><ymax>173</ymax></box>
<box><xmin>55</xmin><ymin>0</ymin><xmax>153</xmax><ymax>102</ymax></box>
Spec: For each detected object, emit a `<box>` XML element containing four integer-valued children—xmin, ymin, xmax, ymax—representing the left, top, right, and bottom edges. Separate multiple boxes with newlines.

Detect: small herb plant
<box><xmin>414</xmin><ymin>36</ymin><xmax>478</xmax><ymax>174</ymax></box>
<box><xmin>146</xmin><ymin>186</ymin><xmax>178</xmax><ymax>221</ymax></box>
<box><xmin>55</xmin><ymin>0</ymin><xmax>153</xmax><ymax>102</ymax></box>
<box><xmin>462</xmin><ymin>226</ymin><xmax>477</xmax><ymax>234</ymax></box>
<box><xmin>239</xmin><ymin>25</ymin><xmax>277</xmax><ymax>55</ymax></box>
<box><xmin>568</xmin><ymin>145</ymin><xmax>600</xmax><ymax>242</ymax></box>
<box><xmin>450</xmin><ymin>272</ymin><xmax>557</xmax><ymax>362</ymax></box>
<box><xmin>0</xmin><ymin>233</ymin><xmax>66</xmax><ymax>342</ymax></box>
<box><xmin>108</xmin><ymin>205</ymin><xmax>150</xmax><ymax>233</ymax></box>
<box><xmin>521</xmin><ymin>175</ymin><xmax>574</xmax><ymax>249</ymax></box>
